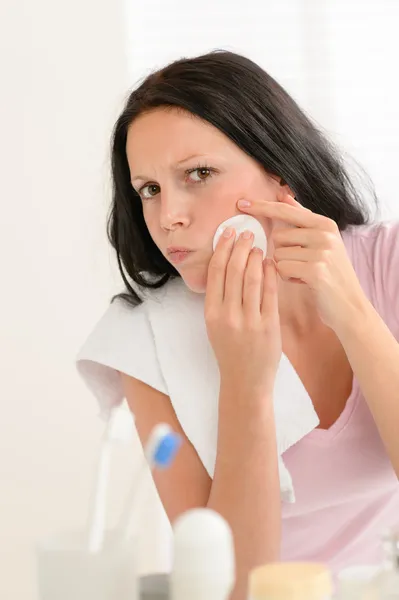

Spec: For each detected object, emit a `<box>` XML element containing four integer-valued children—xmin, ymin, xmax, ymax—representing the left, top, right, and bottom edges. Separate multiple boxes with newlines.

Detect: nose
<box><xmin>159</xmin><ymin>192</ymin><xmax>191</xmax><ymax>232</ymax></box>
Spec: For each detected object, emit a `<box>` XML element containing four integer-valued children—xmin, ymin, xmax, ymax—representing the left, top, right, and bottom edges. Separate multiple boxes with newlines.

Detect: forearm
<box><xmin>337</xmin><ymin>301</ymin><xmax>399</xmax><ymax>476</ymax></box>
<box><xmin>207</xmin><ymin>381</ymin><xmax>281</xmax><ymax>599</ymax></box>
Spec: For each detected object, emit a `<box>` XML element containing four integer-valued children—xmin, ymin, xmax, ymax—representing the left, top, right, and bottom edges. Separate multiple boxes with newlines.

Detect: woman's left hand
<box><xmin>237</xmin><ymin>190</ymin><xmax>371</xmax><ymax>333</ymax></box>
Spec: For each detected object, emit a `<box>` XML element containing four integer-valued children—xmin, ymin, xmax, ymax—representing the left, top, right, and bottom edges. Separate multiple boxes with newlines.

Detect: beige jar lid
<box><xmin>249</xmin><ymin>562</ymin><xmax>333</xmax><ymax>600</ymax></box>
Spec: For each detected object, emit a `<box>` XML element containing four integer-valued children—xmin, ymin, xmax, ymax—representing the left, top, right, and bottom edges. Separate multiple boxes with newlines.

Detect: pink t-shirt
<box><xmin>281</xmin><ymin>221</ymin><xmax>399</xmax><ymax>572</ymax></box>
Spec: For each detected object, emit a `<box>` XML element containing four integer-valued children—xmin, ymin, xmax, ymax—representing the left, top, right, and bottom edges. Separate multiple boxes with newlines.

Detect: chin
<box><xmin>181</xmin><ymin>272</ymin><xmax>208</xmax><ymax>295</ymax></box>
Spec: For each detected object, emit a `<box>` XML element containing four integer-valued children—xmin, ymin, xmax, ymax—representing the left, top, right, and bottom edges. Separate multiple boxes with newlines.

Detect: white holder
<box><xmin>36</xmin><ymin>529</ymin><xmax>138</xmax><ymax>600</ymax></box>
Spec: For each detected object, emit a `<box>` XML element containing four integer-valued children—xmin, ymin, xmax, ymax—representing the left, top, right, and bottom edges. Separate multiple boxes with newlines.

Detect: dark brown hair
<box><xmin>108</xmin><ymin>49</ymin><xmax>377</xmax><ymax>306</ymax></box>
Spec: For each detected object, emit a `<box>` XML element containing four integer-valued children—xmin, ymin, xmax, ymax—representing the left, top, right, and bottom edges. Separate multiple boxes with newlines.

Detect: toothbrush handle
<box><xmin>87</xmin><ymin>442</ymin><xmax>112</xmax><ymax>553</ymax></box>
<box><xmin>117</xmin><ymin>460</ymin><xmax>150</xmax><ymax>537</ymax></box>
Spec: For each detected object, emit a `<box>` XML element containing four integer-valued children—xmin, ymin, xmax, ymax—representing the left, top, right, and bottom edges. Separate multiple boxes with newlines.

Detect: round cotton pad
<box><xmin>212</xmin><ymin>214</ymin><xmax>267</xmax><ymax>257</ymax></box>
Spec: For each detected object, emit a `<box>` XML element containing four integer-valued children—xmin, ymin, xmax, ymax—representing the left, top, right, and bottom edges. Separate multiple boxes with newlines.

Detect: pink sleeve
<box><xmin>374</xmin><ymin>221</ymin><xmax>399</xmax><ymax>332</ymax></box>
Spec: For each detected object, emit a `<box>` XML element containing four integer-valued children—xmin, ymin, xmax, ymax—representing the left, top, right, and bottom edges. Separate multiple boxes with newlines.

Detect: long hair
<box><xmin>107</xmin><ymin>49</ymin><xmax>377</xmax><ymax>306</ymax></box>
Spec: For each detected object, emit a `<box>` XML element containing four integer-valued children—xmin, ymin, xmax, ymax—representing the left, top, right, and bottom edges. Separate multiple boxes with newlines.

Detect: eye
<box><xmin>139</xmin><ymin>183</ymin><xmax>160</xmax><ymax>200</ymax></box>
<box><xmin>137</xmin><ymin>164</ymin><xmax>216</xmax><ymax>200</ymax></box>
<box><xmin>186</xmin><ymin>166</ymin><xmax>215</xmax><ymax>183</ymax></box>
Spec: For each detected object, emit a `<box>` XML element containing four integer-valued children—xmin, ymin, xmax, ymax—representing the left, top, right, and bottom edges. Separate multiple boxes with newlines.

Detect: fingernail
<box><xmin>223</xmin><ymin>226</ymin><xmax>234</xmax><ymax>238</ymax></box>
<box><xmin>242</xmin><ymin>230</ymin><xmax>253</xmax><ymax>240</ymax></box>
<box><xmin>237</xmin><ymin>199</ymin><xmax>251</xmax><ymax>208</ymax></box>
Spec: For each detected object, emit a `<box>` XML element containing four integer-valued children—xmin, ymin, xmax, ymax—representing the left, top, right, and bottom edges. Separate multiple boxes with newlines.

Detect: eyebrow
<box><xmin>130</xmin><ymin>154</ymin><xmax>211</xmax><ymax>184</ymax></box>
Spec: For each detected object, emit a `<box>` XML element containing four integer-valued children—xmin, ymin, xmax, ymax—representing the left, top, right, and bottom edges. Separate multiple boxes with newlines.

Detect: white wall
<box><xmin>126</xmin><ymin>0</ymin><xmax>399</xmax><ymax>220</ymax></box>
<box><xmin>2</xmin><ymin>1</ymin><xmax>399</xmax><ymax>598</ymax></box>
<box><xmin>326</xmin><ymin>0</ymin><xmax>399</xmax><ymax>218</ymax></box>
<box><xmin>1</xmin><ymin>1</ymin><xmax>168</xmax><ymax>599</ymax></box>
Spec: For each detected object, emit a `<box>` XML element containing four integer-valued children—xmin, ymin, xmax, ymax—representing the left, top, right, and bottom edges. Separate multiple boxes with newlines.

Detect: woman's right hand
<box><xmin>205</xmin><ymin>226</ymin><xmax>282</xmax><ymax>397</ymax></box>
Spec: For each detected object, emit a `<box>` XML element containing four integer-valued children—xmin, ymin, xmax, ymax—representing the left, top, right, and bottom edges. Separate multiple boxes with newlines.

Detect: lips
<box><xmin>167</xmin><ymin>246</ymin><xmax>193</xmax><ymax>254</ymax></box>
<box><xmin>167</xmin><ymin>250</ymin><xmax>193</xmax><ymax>265</ymax></box>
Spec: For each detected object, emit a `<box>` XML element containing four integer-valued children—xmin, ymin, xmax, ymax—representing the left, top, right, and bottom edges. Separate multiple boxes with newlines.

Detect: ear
<box><xmin>269</xmin><ymin>174</ymin><xmax>295</xmax><ymax>198</ymax></box>
<box><xmin>278</xmin><ymin>178</ymin><xmax>296</xmax><ymax>200</ymax></box>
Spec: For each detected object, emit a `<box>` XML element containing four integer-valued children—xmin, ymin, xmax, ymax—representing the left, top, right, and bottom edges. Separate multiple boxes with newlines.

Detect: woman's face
<box><xmin>126</xmin><ymin>107</ymin><xmax>282</xmax><ymax>294</ymax></box>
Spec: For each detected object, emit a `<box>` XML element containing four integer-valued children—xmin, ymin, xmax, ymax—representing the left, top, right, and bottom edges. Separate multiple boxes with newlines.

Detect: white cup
<box><xmin>36</xmin><ymin>530</ymin><xmax>138</xmax><ymax>600</ymax></box>
<box><xmin>336</xmin><ymin>565</ymin><xmax>380</xmax><ymax>599</ymax></box>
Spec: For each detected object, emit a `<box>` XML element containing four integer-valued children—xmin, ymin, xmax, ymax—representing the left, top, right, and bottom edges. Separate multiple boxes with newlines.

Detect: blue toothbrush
<box><xmin>117</xmin><ymin>423</ymin><xmax>182</xmax><ymax>540</ymax></box>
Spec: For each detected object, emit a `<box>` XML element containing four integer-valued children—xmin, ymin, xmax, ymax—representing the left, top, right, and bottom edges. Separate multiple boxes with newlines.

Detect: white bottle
<box><xmin>171</xmin><ymin>508</ymin><xmax>235</xmax><ymax>600</ymax></box>
<box><xmin>336</xmin><ymin>566</ymin><xmax>380</xmax><ymax>600</ymax></box>
<box><xmin>364</xmin><ymin>527</ymin><xmax>399</xmax><ymax>599</ymax></box>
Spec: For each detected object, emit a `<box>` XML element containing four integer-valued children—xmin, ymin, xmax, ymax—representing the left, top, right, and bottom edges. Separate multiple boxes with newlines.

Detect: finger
<box><xmin>277</xmin><ymin>191</ymin><xmax>302</xmax><ymax>208</ymax></box>
<box><xmin>274</xmin><ymin>246</ymin><xmax>319</xmax><ymax>263</ymax></box>
<box><xmin>205</xmin><ymin>227</ymin><xmax>235</xmax><ymax>311</ymax></box>
<box><xmin>261</xmin><ymin>258</ymin><xmax>279</xmax><ymax>317</ymax></box>
<box><xmin>224</xmin><ymin>230</ymin><xmax>255</xmax><ymax>311</ymax></box>
<box><xmin>276</xmin><ymin>260</ymin><xmax>311</xmax><ymax>285</ymax></box>
<box><xmin>237</xmin><ymin>198</ymin><xmax>330</xmax><ymax>230</ymax></box>
<box><xmin>242</xmin><ymin>247</ymin><xmax>264</xmax><ymax>317</ymax></box>
<box><xmin>272</xmin><ymin>227</ymin><xmax>322</xmax><ymax>249</ymax></box>
<box><xmin>276</xmin><ymin>192</ymin><xmax>339</xmax><ymax>236</ymax></box>
<box><xmin>277</xmin><ymin>189</ymin><xmax>308</xmax><ymax>210</ymax></box>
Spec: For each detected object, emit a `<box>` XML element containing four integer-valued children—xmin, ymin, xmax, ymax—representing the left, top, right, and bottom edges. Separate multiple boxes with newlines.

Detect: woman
<box><xmin>77</xmin><ymin>50</ymin><xmax>399</xmax><ymax>599</ymax></box>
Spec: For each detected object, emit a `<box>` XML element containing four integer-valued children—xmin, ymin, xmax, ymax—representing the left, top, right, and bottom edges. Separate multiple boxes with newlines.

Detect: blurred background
<box><xmin>1</xmin><ymin>0</ymin><xmax>399</xmax><ymax>598</ymax></box>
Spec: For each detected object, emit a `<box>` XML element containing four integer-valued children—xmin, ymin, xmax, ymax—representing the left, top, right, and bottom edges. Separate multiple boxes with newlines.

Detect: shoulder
<box><xmin>77</xmin><ymin>277</ymin><xmax>184</xmax><ymax>351</ymax></box>
<box><xmin>342</xmin><ymin>219</ymin><xmax>397</xmax><ymax>248</ymax></box>
<box><xmin>76</xmin><ymin>288</ymin><xmax>172</xmax><ymax>417</ymax></box>
<box><xmin>342</xmin><ymin>220</ymin><xmax>399</xmax><ymax>330</ymax></box>
<box><xmin>77</xmin><ymin>296</ymin><xmax>151</xmax><ymax>362</ymax></box>
<box><xmin>342</xmin><ymin>219</ymin><xmax>399</xmax><ymax>247</ymax></box>
<box><xmin>342</xmin><ymin>219</ymin><xmax>399</xmax><ymax>274</ymax></box>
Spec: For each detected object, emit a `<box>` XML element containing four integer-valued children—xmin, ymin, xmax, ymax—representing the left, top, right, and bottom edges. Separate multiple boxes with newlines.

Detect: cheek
<box><xmin>142</xmin><ymin>209</ymin><xmax>153</xmax><ymax>230</ymax></box>
<box><xmin>142</xmin><ymin>210</ymin><xmax>162</xmax><ymax>245</ymax></box>
<box><xmin>210</xmin><ymin>171</ymin><xmax>276</xmax><ymax>218</ymax></box>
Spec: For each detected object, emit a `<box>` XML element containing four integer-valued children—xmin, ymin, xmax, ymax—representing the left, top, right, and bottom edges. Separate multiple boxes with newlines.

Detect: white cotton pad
<box><xmin>212</xmin><ymin>214</ymin><xmax>267</xmax><ymax>257</ymax></box>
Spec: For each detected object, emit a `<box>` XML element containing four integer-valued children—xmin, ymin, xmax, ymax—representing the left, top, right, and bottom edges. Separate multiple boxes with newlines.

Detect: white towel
<box><xmin>76</xmin><ymin>277</ymin><xmax>319</xmax><ymax>503</ymax></box>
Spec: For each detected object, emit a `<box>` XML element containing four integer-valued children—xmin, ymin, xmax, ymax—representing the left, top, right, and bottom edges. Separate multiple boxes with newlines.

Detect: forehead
<box><xmin>126</xmin><ymin>107</ymin><xmax>237</xmax><ymax>166</ymax></box>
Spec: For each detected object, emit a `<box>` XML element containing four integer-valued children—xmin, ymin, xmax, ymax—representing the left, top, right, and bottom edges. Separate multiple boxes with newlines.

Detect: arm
<box><xmin>337</xmin><ymin>302</ymin><xmax>399</xmax><ymax>477</ymax></box>
<box><xmin>235</xmin><ymin>196</ymin><xmax>399</xmax><ymax>478</ymax></box>
<box><xmin>121</xmin><ymin>374</ymin><xmax>281</xmax><ymax>600</ymax></box>
<box><xmin>209</xmin><ymin>380</ymin><xmax>281</xmax><ymax>600</ymax></box>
